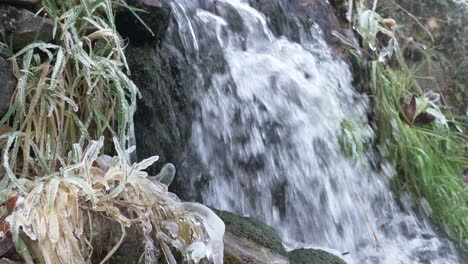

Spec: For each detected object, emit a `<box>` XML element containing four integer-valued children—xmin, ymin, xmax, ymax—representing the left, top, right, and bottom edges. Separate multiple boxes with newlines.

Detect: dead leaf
<box><xmin>6</xmin><ymin>196</ymin><xmax>18</xmax><ymax>214</ymax></box>
<box><xmin>401</xmin><ymin>96</ymin><xmax>416</xmax><ymax>123</ymax></box>
<box><xmin>400</xmin><ymin>96</ymin><xmax>436</xmax><ymax>126</ymax></box>
<box><xmin>413</xmin><ymin>112</ymin><xmax>436</xmax><ymax>126</ymax></box>
<box><xmin>142</xmin><ymin>0</ymin><xmax>162</xmax><ymax>8</ymax></box>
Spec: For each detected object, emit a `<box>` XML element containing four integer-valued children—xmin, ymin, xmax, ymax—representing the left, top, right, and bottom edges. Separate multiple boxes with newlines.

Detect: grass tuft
<box><xmin>0</xmin><ymin>0</ymin><xmax>225</xmax><ymax>262</ymax></box>
<box><xmin>345</xmin><ymin>0</ymin><xmax>467</xmax><ymax>248</ymax></box>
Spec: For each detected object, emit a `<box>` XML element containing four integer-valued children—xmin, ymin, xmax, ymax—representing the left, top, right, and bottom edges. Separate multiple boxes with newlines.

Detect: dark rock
<box><xmin>289</xmin><ymin>248</ymin><xmax>347</xmax><ymax>264</ymax></box>
<box><xmin>214</xmin><ymin>209</ymin><xmax>288</xmax><ymax>264</ymax></box>
<box><xmin>0</xmin><ymin>0</ymin><xmax>41</xmax><ymax>12</ymax></box>
<box><xmin>213</xmin><ymin>209</ymin><xmax>287</xmax><ymax>255</ymax></box>
<box><xmin>403</xmin><ymin>38</ymin><xmax>425</xmax><ymax>62</ymax></box>
<box><xmin>249</xmin><ymin>0</ymin><xmax>348</xmax><ymax>50</ymax></box>
<box><xmin>0</xmin><ymin>4</ymin><xmax>54</xmax><ymax>50</ymax></box>
<box><xmin>214</xmin><ymin>209</ymin><xmax>347</xmax><ymax>264</ymax></box>
<box><xmin>121</xmin><ymin>0</ymin><xmax>199</xmax><ymax>197</ymax></box>
<box><xmin>0</xmin><ymin>0</ymin><xmax>40</xmax><ymax>6</ymax></box>
<box><xmin>223</xmin><ymin>232</ymin><xmax>288</xmax><ymax>264</ymax></box>
<box><xmin>127</xmin><ymin>42</ymin><xmax>193</xmax><ymax>175</ymax></box>
<box><xmin>116</xmin><ymin>0</ymin><xmax>171</xmax><ymax>45</ymax></box>
<box><xmin>86</xmin><ymin>212</ymin><xmax>152</xmax><ymax>263</ymax></box>
<box><xmin>0</xmin><ymin>47</ymin><xmax>16</xmax><ymax>118</ymax></box>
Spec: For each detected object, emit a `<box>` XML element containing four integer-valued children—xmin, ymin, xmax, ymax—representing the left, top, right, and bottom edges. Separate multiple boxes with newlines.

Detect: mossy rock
<box><xmin>212</xmin><ymin>209</ymin><xmax>286</xmax><ymax>255</ymax></box>
<box><xmin>288</xmin><ymin>248</ymin><xmax>347</xmax><ymax>264</ymax></box>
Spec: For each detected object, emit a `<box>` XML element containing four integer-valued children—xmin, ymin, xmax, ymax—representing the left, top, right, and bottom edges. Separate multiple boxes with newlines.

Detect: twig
<box><xmin>353</xmin><ymin>183</ymin><xmax>386</xmax><ymax>254</ymax></box>
<box><xmin>99</xmin><ymin>223</ymin><xmax>126</xmax><ymax>264</ymax></box>
<box><xmin>389</xmin><ymin>1</ymin><xmax>434</xmax><ymax>42</ymax></box>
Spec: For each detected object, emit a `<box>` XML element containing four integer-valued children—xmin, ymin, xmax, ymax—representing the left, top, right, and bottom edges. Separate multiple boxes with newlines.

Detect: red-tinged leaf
<box><xmin>413</xmin><ymin>112</ymin><xmax>436</xmax><ymax>126</ymax></box>
<box><xmin>0</xmin><ymin>215</ymin><xmax>11</xmax><ymax>238</ymax></box>
<box><xmin>0</xmin><ymin>220</ymin><xmax>10</xmax><ymax>234</ymax></box>
<box><xmin>6</xmin><ymin>196</ymin><xmax>18</xmax><ymax>214</ymax></box>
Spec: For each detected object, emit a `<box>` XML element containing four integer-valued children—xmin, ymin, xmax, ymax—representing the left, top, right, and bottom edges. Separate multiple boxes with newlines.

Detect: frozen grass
<box><xmin>0</xmin><ymin>0</ymin><xmax>225</xmax><ymax>263</ymax></box>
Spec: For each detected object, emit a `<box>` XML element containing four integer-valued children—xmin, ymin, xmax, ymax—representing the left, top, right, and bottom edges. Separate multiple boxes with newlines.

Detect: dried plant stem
<box><xmin>353</xmin><ymin>183</ymin><xmax>385</xmax><ymax>254</ymax></box>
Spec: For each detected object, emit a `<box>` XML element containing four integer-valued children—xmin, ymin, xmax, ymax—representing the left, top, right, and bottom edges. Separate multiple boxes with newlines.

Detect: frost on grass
<box><xmin>4</xmin><ymin>139</ymin><xmax>224</xmax><ymax>264</ymax></box>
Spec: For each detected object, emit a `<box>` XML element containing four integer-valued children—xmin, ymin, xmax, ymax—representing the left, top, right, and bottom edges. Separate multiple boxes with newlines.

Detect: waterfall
<box><xmin>163</xmin><ymin>0</ymin><xmax>460</xmax><ymax>263</ymax></box>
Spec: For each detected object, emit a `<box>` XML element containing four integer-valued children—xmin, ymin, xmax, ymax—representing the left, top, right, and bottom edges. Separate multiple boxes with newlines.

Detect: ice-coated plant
<box><xmin>0</xmin><ymin>0</ymin><xmax>226</xmax><ymax>262</ymax></box>
<box><xmin>5</xmin><ymin>139</ymin><xmax>224</xmax><ymax>263</ymax></box>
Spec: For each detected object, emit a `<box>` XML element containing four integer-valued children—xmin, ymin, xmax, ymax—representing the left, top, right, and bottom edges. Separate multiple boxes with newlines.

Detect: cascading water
<box><xmin>163</xmin><ymin>0</ymin><xmax>461</xmax><ymax>263</ymax></box>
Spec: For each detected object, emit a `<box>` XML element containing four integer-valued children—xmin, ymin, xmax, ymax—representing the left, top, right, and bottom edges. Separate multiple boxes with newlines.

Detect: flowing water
<box><xmin>163</xmin><ymin>0</ymin><xmax>461</xmax><ymax>263</ymax></box>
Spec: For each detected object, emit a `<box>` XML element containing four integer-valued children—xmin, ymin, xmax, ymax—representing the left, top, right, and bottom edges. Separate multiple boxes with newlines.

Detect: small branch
<box><xmin>353</xmin><ymin>183</ymin><xmax>386</xmax><ymax>254</ymax></box>
<box><xmin>389</xmin><ymin>1</ymin><xmax>434</xmax><ymax>42</ymax></box>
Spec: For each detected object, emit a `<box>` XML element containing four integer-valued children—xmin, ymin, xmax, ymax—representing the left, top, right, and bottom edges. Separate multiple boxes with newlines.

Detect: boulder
<box><xmin>213</xmin><ymin>209</ymin><xmax>286</xmax><ymax>255</ymax></box>
<box><xmin>126</xmin><ymin>42</ymin><xmax>193</xmax><ymax>176</ymax></box>
<box><xmin>0</xmin><ymin>4</ymin><xmax>54</xmax><ymax>50</ymax></box>
<box><xmin>116</xmin><ymin>0</ymin><xmax>171</xmax><ymax>45</ymax></box>
<box><xmin>0</xmin><ymin>0</ymin><xmax>40</xmax><ymax>8</ymax></box>
<box><xmin>214</xmin><ymin>209</ymin><xmax>347</xmax><ymax>264</ymax></box>
<box><xmin>223</xmin><ymin>232</ymin><xmax>288</xmax><ymax>264</ymax></box>
<box><xmin>249</xmin><ymin>0</ymin><xmax>349</xmax><ymax>50</ymax></box>
<box><xmin>0</xmin><ymin>47</ymin><xmax>16</xmax><ymax>118</ymax></box>
<box><xmin>289</xmin><ymin>248</ymin><xmax>347</xmax><ymax>264</ymax></box>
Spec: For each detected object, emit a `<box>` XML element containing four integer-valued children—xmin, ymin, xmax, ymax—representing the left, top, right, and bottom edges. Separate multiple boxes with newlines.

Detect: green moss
<box><xmin>212</xmin><ymin>209</ymin><xmax>287</xmax><ymax>255</ymax></box>
<box><xmin>288</xmin><ymin>248</ymin><xmax>347</xmax><ymax>264</ymax></box>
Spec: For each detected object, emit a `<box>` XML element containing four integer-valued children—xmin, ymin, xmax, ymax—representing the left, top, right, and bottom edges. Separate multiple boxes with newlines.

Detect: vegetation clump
<box><xmin>0</xmin><ymin>0</ymin><xmax>224</xmax><ymax>263</ymax></box>
<box><xmin>343</xmin><ymin>0</ymin><xmax>467</xmax><ymax>248</ymax></box>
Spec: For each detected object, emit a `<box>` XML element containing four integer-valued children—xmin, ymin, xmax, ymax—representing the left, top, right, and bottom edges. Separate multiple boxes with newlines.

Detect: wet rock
<box><xmin>224</xmin><ymin>232</ymin><xmax>288</xmax><ymax>264</ymax></box>
<box><xmin>119</xmin><ymin>0</ymin><xmax>191</xmax><ymax>177</ymax></box>
<box><xmin>214</xmin><ymin>209</ymin><xmax>347</xmax><ymax>264</ymax></box>
<box><xmin>0</xmin><ymin>47</ymin><xmax>16</xmax><ymax>118</ymax></box>
<box><xmin>213</xmin><ymin>209</ymin><xmax>287</xmax><ymax>255</ymax></box>
<box><xmin>116</xmin><ymin>0</ymin><xmax>171</xmax><ymax>45</ymax></box>
<box><xmin>0</xmin><ymin>4</ymin><xmax>54</xmax><ymax>50</ymax></box>
<box><xmin>86</xmin><ymin>212</ymin><xmax>151</xmax><ymax>263</ymax></box>
<box><xmin>127</xmin><ymin>43</ymin><xmax>193</xmax><ymax>175</ymax></box>
<box><xmin>289</xmin><ymin>248</ymin><xmax>347</xmax><ymax>264</ymax></box>
<box><xmin>120</xmin><ymin>0</ymin><xmax>203</xmax><ymax>200</ymax></box>
<box><xmin>0</xmin><ymin>0</ymin><xmax>40</xmax><ymax>8</ymax></box>
<box><xmin>249</xmin><ymin>0</ymin><xmax>348</xmax><ymax>49</ymax></box>
<box><xmin>403</xmin><ymin>38</ymin><xmax>425</xmax><ymax>62</ymax></box>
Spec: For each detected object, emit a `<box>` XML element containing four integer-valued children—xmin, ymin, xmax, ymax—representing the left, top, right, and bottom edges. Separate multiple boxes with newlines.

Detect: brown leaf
<box><xmin>0</xmin><ymin>219</ymin><xmax>10</xmax><ymax>234</ymax></box>
<box><xmin>413</xmin><ymin>112</ymin><xmax>436</xmax><ymax>126</ymax></box>
<box><xmin>6</xmin><ymin>196</ymin><xmax>18</xmax><ymax>214</ymax></box>
<box><xmin>400</xmin><ymin>96</ymin><xmax>436</xmax><ymax>126</ymax></box>
<box><xmin>401</xmin><ymin>96</ymin><xmax>416</xmax><ymax>123</ymax></box>
<box><xmin>142</xmin><ymin>0</ymin><xmax>162</xmax><ymax>8</ymax></box>
<box><xmin>0</xmin><ymin>124</ymin><xmax>10</xmax><ymax>134</ymax></box>
<box><xmin>0</xmin><ymin>124</ymin><xmax>11</xmax><ymax>146</ymax></box>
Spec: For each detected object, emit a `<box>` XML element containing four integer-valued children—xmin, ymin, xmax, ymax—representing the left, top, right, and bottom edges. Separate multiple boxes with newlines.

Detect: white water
<box><xmin>166</xmin><ymin>0</ymin><xmax>461</xmax><ymax>263</ymax></box>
